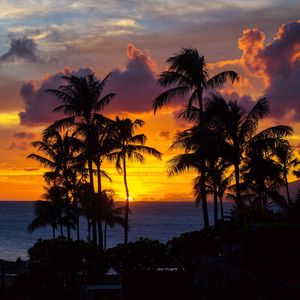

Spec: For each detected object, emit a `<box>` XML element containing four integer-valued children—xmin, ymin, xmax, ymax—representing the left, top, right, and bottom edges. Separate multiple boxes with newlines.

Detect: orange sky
<box><xmin>0</xmin><ymin>2</ymin><xmax>299</xmax><ymax>200</ymax></box>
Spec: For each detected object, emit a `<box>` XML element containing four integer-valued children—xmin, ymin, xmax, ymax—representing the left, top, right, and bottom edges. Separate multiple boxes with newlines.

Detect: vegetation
<box><xmin>15</xmin><ymin>46</ymin><xmax>300</xmax><ymax>299</ymax></box>
<box><xmin>27</xmin><ymin>72</ymin><xmax>161</xmax><ymax>251</ymax></box>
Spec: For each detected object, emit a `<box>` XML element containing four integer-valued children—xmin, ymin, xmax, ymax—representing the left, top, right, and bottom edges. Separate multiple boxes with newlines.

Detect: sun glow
<box><xmin>0</xmin><ymin>112</ymin><xmax>19</xmax><ymax>125</ymax></box>
<box><xmin>124</xmin><ymin>197</ymin><xmax>134</xmax><ymax>202</ymax></box>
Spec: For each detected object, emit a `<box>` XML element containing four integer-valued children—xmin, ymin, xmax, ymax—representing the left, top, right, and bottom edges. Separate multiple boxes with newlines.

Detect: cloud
<box><xmin>19</xmin><ymin>44</ymin><xmax>163</xmax><ymax>125</ymax></box>
<box><xmin>14</xmin><ymin>131</ymin><xmax>35</xmax><ymax>139</ymax></box>
<box><xmin>0</xmin><ymin>37</ymin><xmax>40</xmax><ymax>63</ymax></box>
<box><xmin>238</xmin><ymin>28</ymin><xmax>266</xmax><ymax>79</ymax></box>
<box><xmin>221</xmin><ymin>91</ymin><xmax>256</xmax><ymax>111</ymax></box>
<box><xmin>7</xmin><ymin>142</ymin><xmax>28</xmax><ymax>151</ymax></box>
<box><xmin>158</xmin><ymin>131</ymin><xmax>171</xmax><ymax>140</ymax></box>
<box><xmin>24</xmin><ymin>168</ymin><xmax>39</xmax><ymax>172</ymax></box>
<box><xmin>238</xmin><ymin>20</ymin><xmax>300</xmax><ymax>120</ymax></box>
<box><xmin>103</xmin><ymin>43</ymin><xmax>162</xmax><ymax>114</ymax></box>
<box><xmin>19</xmin><ymin>67</ymin><xmax>94</xmax><ymax>126</ymax></box>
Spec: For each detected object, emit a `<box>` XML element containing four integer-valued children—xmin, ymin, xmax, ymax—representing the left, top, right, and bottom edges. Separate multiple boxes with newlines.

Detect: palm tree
<box><xmin>28</xmin><ymin>130</ymin><xmax>81</xmax><ymax>239</ymax></box>
<box><xmin>108</xmin><ymin>117</ymin><xmax>162</xmax><ymax>244</ymax></box>
<box><xmin>28</xmin><ymin>185</ymin><xmax>65</xmax><ymax>239</ymax></box>
<box><xmin>96</xmin><ymin>190</ymin><xmax>125</xmax><ymax>251</ymax></box>
<box><xmin>206</xmin><ymin>93</ymin><xmax>293</xmax><ymax>206</ymax></box>
<box><xmin>45</xmin><ymin>73</ymin><xmax>114</xmax><ymax>192</ymax></box>
<box><xmin>45</xmin><ymin>73</ymin><xmax>115</xmax><ymax>243</ymax></box>
<box><xmin>276</xmin><ymin>147</ymin><xmax>299</xmax><ymax>205</ymax></box>
<box><xmin>242</xmin><ymin>148</ymin><xmax>285</xmax><ymax>208</ymax></box>
<box><xmin>153</xmin><ymin>48</ymin><xmax>239</xmax><ymax>228</ymax></box>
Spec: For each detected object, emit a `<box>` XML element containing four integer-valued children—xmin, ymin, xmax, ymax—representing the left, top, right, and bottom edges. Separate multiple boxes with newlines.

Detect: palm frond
<box><xmin>207</xmin><ymin>71</ymin><xmax>239</xmax><ymax>88</ymax></box>
<box><xmin>153</xmin><ymin>86</ymin><xmax>190</xmax><ymax>114</ymax></box>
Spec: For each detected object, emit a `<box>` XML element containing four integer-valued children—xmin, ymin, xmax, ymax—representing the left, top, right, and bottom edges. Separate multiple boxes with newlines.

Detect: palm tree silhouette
<box><xmin>96</xmin><ymin>190</ymin><xmax>125</xmax><ymax>251</ymax></box>
<box><xmin>242</xmin><ymin>147</ymin><xmax>284</xmax><ymax>208</ymax></box>
<box><xmin>153</xmin><ymin>48</ymin><xmax>239</xmax><ymax>228</ymax></box>
<box><xmin>28</xmin><ymin>185</ymin><xmax>65</xmax><ymax>239</ymax></box>
<box><xmin>206</xmin><ymin>93</ymin><xmax>293</xmax><ymax>205</ymax></box>
<box><xmin>45</xmin><ymin>73</ymin><xmax>115</xmax><ymax>243</ymax></box>
<box><xmin>28</xmin><ymin>130</ymin><xmax>81</xmax><ymax>239</ymax></box>
<box><xmin>108</xmin><ymin>117</ymin><xmax>162</xmax><ymax>244</ymax></box>
<box><xmin>46</xmin><ymin>73</ymin><xmax>114</xmax><ymax>192</ymax></box>
<box><xmin>276</xmin><ymin>147</ymin><xmax>299</xmax><ymax>205</ymax></box>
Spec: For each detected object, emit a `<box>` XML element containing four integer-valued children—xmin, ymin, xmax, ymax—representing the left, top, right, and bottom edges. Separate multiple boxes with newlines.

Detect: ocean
<box><xmin>0</xmin><ymin>201</ymin><xmax>232</xmax><ymax>261</ymax></box>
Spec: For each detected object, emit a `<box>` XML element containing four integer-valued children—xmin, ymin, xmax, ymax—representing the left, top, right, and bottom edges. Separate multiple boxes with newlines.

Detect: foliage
<box><xmin>241</xmin><ymin>223</ymin><xmax>300</xmax><ymax>270</ymax></box>
<box><xmin>107</xmin><ymin>238</ymin><xmax>171</xmax><ymax>271</ymax></box>
<box><xmin>168</xmin><ymin>229</ymin><xmax>223</xmax><ymax>261</ymax></box>
<box><xmin>227</xmin><ymin>202</ymin><xmax>278</xmax><ymax>226</ymax></box>
<box><xmin>28</xmin><ymin>238</ymin><xmax>105</xmax><ymax>279</ymax></box>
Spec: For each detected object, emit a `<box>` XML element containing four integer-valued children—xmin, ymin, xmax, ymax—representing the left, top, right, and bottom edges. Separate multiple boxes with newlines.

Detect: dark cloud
<box><xmin>14</xmin><ymin>131</ymin><xmax>35</xmax><ymax>139</ymax></box>
<box><xmin>158</xmin><ymin>131</ymin><xmax>171</xmax><ymax>140</ymax></box>
<box><xmin>222</xmin><ymin>92</ymin><xmax>256</xmax><ymax>111</ymax></box>
<box><xmin>103</xmin><ymin>44</ymin><xmax>162</xmax><ymax>114</ymax></box>
<box><xmin>24</xmin><ymin>168</ymin><xmax>39</xmax><ymax>172</ymax></box>
<box><xmin>239</xmin><ymin>20</ymin><xmax>300</xmax><ymax>120</ymax></box>
<box><xmin>8</xmin><ymin>142</ymin><xmax>28</xmax><ymax>151</ymax></box>
<box><xmin>0</xmin><ymin>37</ymin><xmax>40</xmax><ymax>63</ymax></box>
<box><xmin>19</xmin><ymin>67</ymin><xmax>94</xmax><ymax>126</ymax></box>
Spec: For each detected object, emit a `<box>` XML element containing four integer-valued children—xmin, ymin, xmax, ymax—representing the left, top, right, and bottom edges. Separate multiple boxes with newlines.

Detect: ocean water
<box><xmin>0</xmin><ymin>201</ymin><xmax>232</xmax><ymax>261</ymax></box>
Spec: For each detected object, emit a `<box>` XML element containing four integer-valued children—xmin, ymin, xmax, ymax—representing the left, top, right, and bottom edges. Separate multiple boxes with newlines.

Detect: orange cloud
<box><xmin>127</xmin><ymin>43</ymin><xmax>158</xmax><ymax>74</ymax></box>
<box><xmin>238</xmin><ymin>28</ymin><xmax>266</xmax><ymax>82</ymax></box>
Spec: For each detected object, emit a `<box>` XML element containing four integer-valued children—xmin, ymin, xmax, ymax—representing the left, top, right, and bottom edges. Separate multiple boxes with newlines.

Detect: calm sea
<box><xmin>0</xmin><ymin>201</ymin><xmax>232</xmax><ymax>261</ymax></box>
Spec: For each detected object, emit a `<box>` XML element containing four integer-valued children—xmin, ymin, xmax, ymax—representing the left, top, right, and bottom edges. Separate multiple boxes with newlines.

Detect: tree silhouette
<box><xmin>28</xmin><ymin>130</ymin><xmax>81</xmax><ymax>239</ymax></box>
<box><xmin>45</xmin><ymin>73</ymin><xmax>115</xmax><ymax>243</ymax></box>
<box><xmin>153</xmin><ymin>48</ymin><xmax>239</xmax><ymax>228</ymax></box>
<box><xmin>276</xmin><ymin>147</ymin><xmax>299</xmax><ymax>205</ymax></box>
<box><xmin>206</xmin><ymin>93</ymin><xmax>292</xmax><ymax>206</ymax></box>
<box><xmin>28</xmin><ymin>186</ymin><xmax>66</xmax><ymax>239</ymax></box>
<box><xmin>108</xmin><ymin>117</ymin><xmax>162</xmax><ymax>243</ymax></box>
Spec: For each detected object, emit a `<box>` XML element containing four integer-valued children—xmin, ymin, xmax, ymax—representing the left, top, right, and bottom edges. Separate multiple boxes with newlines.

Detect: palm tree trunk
<box><xmin>213</xmin><ymin>182</ymin><xmax>218</xmax><ymax>224</ymax></box>
<box><xmin>64</xmin><ymin>173</ymin><xmax>71</xmax><ymax>240</ymax></box>
<box><xmin>96</xmin><ymin>163</ymin><xmax>104</xmax><ymax>252</ymax></box>
<box><xmin>104</xmin><ymin>222</ymin><xmax>107</xmax><ymax>251</ymax></box>
<box><xmin>52</xmin><ymin>225</ymin><xmax>55</xmax><ymax>239</ymax></box>
<box><xmin>92</xmin><ymin>218</ymin><xmax>97</xmax><ymax>245</ymax></box>
<box><xmin>234</xmin><ymin>162</ymin><xmax>242</xmax><ymax>206</ymax></box>
<box><xmin>60</xmin><ymin>222</ymin><xmax>64</xmax><ymax>237</ymax></box>
<box><xmin>219</xmin><ymin>195</ymin><xmax>224</xmax><ymax>222</ymax></box>
<box><xmin>96</xmin><ymin>163</ymin><xmax>102</xmax><ymax>193</ymax></box>
<box><xmin>284</xmin><ymin>173</ymin><xmax>291</xmax><ymax>205</ymax></box>
<box><xmin>123</xmin><ymin>158</ymin><xmax>130</xmax><ymax>244</ymax></box>
<box><xmin>97</xmin><ymin>221</ymin><xmax>104</xmax><ymax>252</ymax></box>
<box><xmin>200</xmin><ymin>170</ymin><xmax>209</xmax><ymax>229</ymax></box>
<box><xmin>87</xmin><ymin>217</ymin><xmax>91</xmax><ymax>241</ymax></box>
<box><xmin>197</xmin><ymin>88</ymin><xmax>209</xmax><ymax>229</ymax></box>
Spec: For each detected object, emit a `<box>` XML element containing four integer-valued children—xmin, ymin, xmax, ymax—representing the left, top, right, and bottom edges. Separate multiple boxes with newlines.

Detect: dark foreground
<box><xmin>1</xmin><ymin>222</ymin><xmax>300</xmax><ymax>300</ymax></box>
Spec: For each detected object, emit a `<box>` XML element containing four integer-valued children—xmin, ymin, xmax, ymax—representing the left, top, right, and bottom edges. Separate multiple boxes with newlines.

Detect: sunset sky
<box><xmin>0</xmin><ymin>0</ymin><xmax>299</xmax><ymax>200</ymax></box>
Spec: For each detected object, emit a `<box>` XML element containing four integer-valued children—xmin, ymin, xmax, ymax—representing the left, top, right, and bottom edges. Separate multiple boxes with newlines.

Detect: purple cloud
<box><xmin>19</xmin><ymin>67</ymin><xmax>94</xmax><ymax>126</ymax></box>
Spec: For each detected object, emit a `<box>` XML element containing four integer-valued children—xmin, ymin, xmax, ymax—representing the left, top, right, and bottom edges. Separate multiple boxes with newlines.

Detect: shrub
<box><xmin>13</xmin><ymin>238</ymin><xmax>105</xmax><ymax>300</ymax></box>
<box><xmin>167</xmin><ymin>228</ymin><xmax>223</xmax><ymax>261</ymax></box>
<box><xmin>241</xmin><ymin>223</ymin><xmax>300</xmax><ymax>270</ymax></box>
<box><xmin>107</xmin><ymin>238</ymin><xmax>171</xmax><ymax>272</ymax></box>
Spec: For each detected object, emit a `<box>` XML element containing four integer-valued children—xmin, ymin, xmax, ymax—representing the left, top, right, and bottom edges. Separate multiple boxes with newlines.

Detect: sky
<box><xmin>0</xmin><ymin>0</ymin><xmax>299</xmax><ymax>200</ymax></box>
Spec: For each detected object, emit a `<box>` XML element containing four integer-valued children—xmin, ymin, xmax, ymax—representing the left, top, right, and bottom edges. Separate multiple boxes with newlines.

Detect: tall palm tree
<box><xmin>108</xmin><ymin>117</ymin><xmax>162</xmax><ymax>244</ymax></box>
<box><xmin>206</xmin><ymin>93</ymin><xmax>293</xmax><ymax>206</ymax></box>
<box><xmin>28</xmin><ymin>130</ymin><xmax>81</xmax><ymax>239</ymax></box>
<box><xmin>153</xmin><ymin>48</ymin><xmax>239</xmax><ymax>228</ymax></box>
<box><xmin>45</xmin><ymin>73</ymin><xmax>114</xmax><ymax>192</ymax></box>
<box><xmin>168</xmin><ymin>114</ymin><xmax>232</xmax><ymax>225</ymax></box>
<box><xmin>276</xmin><ymin>147</ymin><xmax>299</xmax><ymax>205</ymax></box>
<box><xmin>45</xmin><ymin>73</ymin><xmax>115</xmax><ymax>243</ymax></box>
